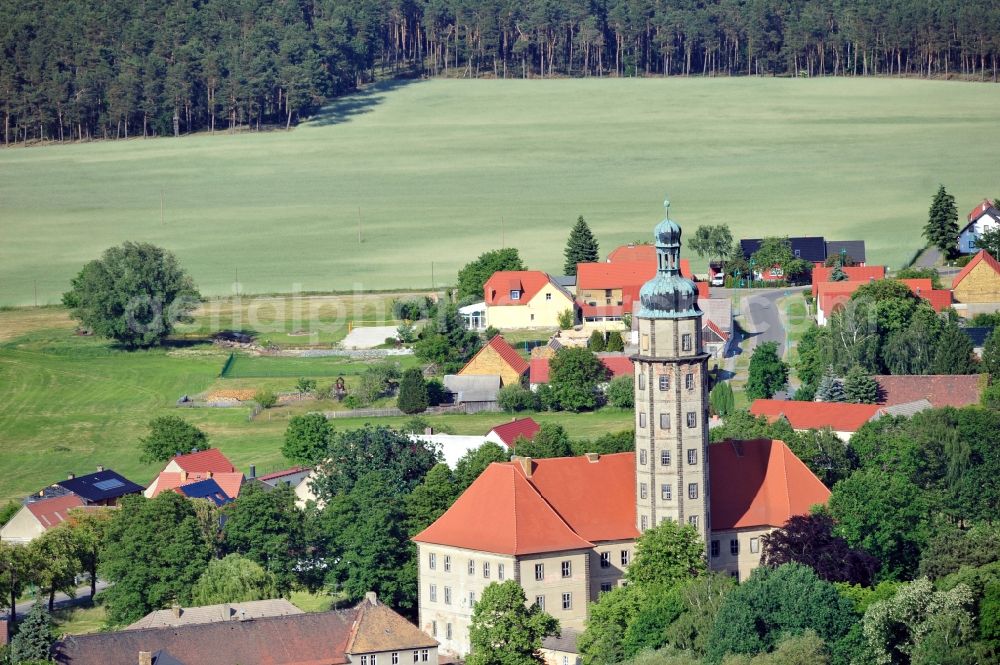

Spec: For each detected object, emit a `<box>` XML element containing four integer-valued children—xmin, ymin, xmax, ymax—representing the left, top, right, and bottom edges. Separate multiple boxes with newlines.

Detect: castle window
<box><xmin>750</xmin><ymin>538</ymin><xmax>760</xmax><ymax>554</ymax></box>
<box><xmin>562</xmin><ymin>561</ymin><xmax>572</xmax><ymax>578</ymax></box>
<box><xmin>428</xmin><ymin>553</ymin><xmax>436</xmax><ymax>570</ymax></box>
<box><xmin>639</xmin><ymin>413</ymin><xmax>647</xmax><ymax>428</ymax></box>
<box><xmin>661</xmin><ymin>484</ymin><xmax>672</xmax><ymax>501</ymax></box>
<box><xmin>682</xmin><ymin>334</ymin><xmax>692</xmax><ymax>351</ymax></box>
<box><xmin>641</xmin><ymin>515</ymin><xmax>648</xmax><ymax>530</ymax></box>
<box><xmin>621</xmin><ymin>550</ymin><xmax>630</xmax><ymax>566</ymax></box>
<box><xmin>468</xmin><ymin>559</ymin><xmax>475</xmax><ymax>575</ymax></box>
<box><xmin>422</xmin><ymin>650</ymin><xmax>429</xmax><ymax>662</ymax></box>
<box><xmin>535</xmin><ymin>563</ymin><xmax>545</xmax><ymax>581</ymax></box>
<box><xmin>639</xmin><ymin>449</ymin><xmax>647</xmax><ymax>465</ymax></box>
<box><xmin>498</xmin><ymin>563</ymin><xmax>505</xmax><ymax>580</ymax></box>
<box><xmin>688</xmin><ymin>483</ymin><xmax>698</xmax><ymax>499</ymax></box>
<box><xmin>660</xmin><ymin>413</ymin><xmax>670</xmax><ymax>430</ymax></box>
<box><xmin>393</xmin><ymin>654</ymin><xmax>399</xmax><ymax>664</ymax></box>
<box><xmin>600</xmin><ymin>552</ymin><xmax>611</xmax><ymax>568</ymax></box>
<box><xmin>432</xmin><ymin>621</ymin><xmax>437</xmax><ymax>637</ymax></box>
<box><xmin>687</xmin><ymin>449</ymin><xmax>698</xmax><ymax>465</ymax></box>
<box><xmin>638</xmin><ymin>373</ymin><xmax>645</xmax><ymax>390</ymax></box>
<box><xmin>469</xmin><ymin>591</ymin><xmax>475</xmax><ymax>607</ymax></box>
<box><xmin>730</xmin><ymin>539</ymin><xmax>739</xmax><ymax>555</ymax></box>
<box><xmin>413</xmin><ymin>652</ymin><xmax>419</xmax><ymax>663</ymax></box>
<box><xmin>535</xmin><ymin>596</ymin><xmax>545</xmax><ymax>610</ymax></box>
<box><xmin>483</xmin><ymin>562</ymin><xmax>490</xmax><ymax>579</ymax></box>
<box><xmin>659</xmin><ymin>375</ymin><xmax>669</xmax><ymax>391</ymax></box>
<box><xmin>686</xmin><ymin>412</ymin><xmax>696</xmax><ymax>428</ymax></box>
<box><xmin>688</xmin><ymin>515</ymin><xmax>699</xmax><ymax>528</ymax></box>
<box><xmin>660</xmin><ymin>449</ymin><xmax>671</xmax><ymax>465</ymax></box>
<box><xmin>685</xmin><ymin>373</ymin><xmax>694</xmax><ymax>390</ymax></box>
<box><xmin>711</xmin><ymin>540</ymin><xmax>720</xmax><ymax>558</ymax></box>
<box><xmin>640</xmin><ymin>482</ymin><xmax>648</xmax><ymax>499</ymax></box>
<box><xmin>446</xmin><ymin>624</ymin><xmax>452</xmax><ymax>640</ymax></box>
<box><xmin>443</xmin><ymin>555</ymin><xmax>451</xmax><ymax>572</ymax></box>
<box><xmin>444</xmin><ymin>587</ymin><xmax>452</xmax><ymax>605</ymax></box>
<box><xmin>600</xmin><ymin>582</ymin><xmax>612</xmax><ymax>593</ymax></box>
<box><xmin>562</xmin><ymin>593</ymin><xmax>572</xmax><ymax>610</ymax></box>
<box><xmin>429</xmin><ymin>585</ymin><xmax>437</xmax><ymax>602</ymax></box>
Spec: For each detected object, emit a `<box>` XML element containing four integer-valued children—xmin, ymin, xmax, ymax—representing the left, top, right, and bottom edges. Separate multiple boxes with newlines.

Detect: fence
<box><xmin>219</xmin><ymin>352</ymin><xmax>236</xmax><ymax>377</ymax></box>
<box><xmin>323</xmin><ymin>403</ymin><xmax>484</xmax><ymax>419</ymax></box>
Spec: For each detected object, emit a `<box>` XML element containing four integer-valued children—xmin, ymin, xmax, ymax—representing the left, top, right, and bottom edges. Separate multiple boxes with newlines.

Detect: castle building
<box><xmin>413</xmin><ymin>200</ymin><xmax>831</xmax><ymax>657</ymax></box>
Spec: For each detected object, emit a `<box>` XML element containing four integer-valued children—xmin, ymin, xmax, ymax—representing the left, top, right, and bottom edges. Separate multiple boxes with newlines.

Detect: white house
<box><xmin>958</xmin><ymin>199</ymin><xmax>1000</xmax><ymax>255</ymax></box>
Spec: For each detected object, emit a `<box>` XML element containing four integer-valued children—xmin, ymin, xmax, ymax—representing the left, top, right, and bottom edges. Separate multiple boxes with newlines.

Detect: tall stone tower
<box><xmin>632</xmin><ymin>198</ymin><xmax>710</xmax><ymax>546</ymax></box>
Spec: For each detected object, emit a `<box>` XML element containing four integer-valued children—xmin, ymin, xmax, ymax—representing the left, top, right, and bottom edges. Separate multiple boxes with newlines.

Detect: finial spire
<box><xmin>663</xmin><ymin>196</ymin><xmax>670</xmax><ymax>215</ymax></box>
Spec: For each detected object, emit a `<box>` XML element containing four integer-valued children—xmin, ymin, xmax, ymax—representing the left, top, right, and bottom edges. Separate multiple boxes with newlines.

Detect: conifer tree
<box><xmin>397</xmin><ymin>368</ymin><xmax>429</xmax><ymax>414</ymax></box>
<box><xmin>815</xmin><ymin>367</ymin><xmax>845</xmax><ymax>402</ymax></box>
<box><xmin>564</xmin><ymin>216</ymin><xmax>599</xmax><ymax>275</ymax></box>
<box><xmin>605</xmin><ymin>331</ymin><xmax>624</xmax><ymax>352</ymax></box>
<box><xmin>830</xmin><ymin>263</ymin><xmax>848</xmax><ymax>281</ymax></box>
<box><xmin>930</xmin><ymin>319</ymin><xmax>977</xmax><ymax>375</ymax></box>
<box><xmin>588</xmin><ymin>329</ymin><xmax>607</xmax><ymax>352</ymax></box>
<box><xmin>923</xmin><ymin>185</ymin><xmax>959</xmax><ymax>256</ymax></box>
<box><xmin>981</xmin><ymin>327</ymin><xmax>1000</xmax><ymax>379</ymax></box>
<box><xmin>710</xmin><ymin>381</ymin><xmax>735</xmax><ymax>416</ymax></box>
<box><xmin>9</xmin><ymin>603</ymin><xmax>53</xmax><ymax>663</ymax></box>
<box><xmin>843</xmin><ymin>365</ymin><xmax>879</xmax><ymax>403</ymax></box>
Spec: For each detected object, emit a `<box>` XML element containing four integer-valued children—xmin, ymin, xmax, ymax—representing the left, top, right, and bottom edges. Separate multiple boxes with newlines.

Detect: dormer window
<box><xmin>510</xmin><ymin>290</ymin><xmax>521</xmax><ymax>300</ymax></box>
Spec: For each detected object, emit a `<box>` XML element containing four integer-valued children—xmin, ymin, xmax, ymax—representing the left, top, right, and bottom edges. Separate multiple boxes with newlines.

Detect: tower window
<box><xmin>638</xmin><ymin>373</ymin><xmax>645</xmax><ymax>390</ymax></box>
<box><xmin>688</xmin><ymin>483</ymin><xmax>698</xmax><ymax>499</ymax></box>
<box><xmin>687</xmin><ymin>449</ymin><xmax>698</xmax><ymax>465</ymax></box>
<box><xmin>660</xmin><ymin>449</ymin><xmax>671</xmax><ymax>465</ymax></box>
<box><xmin>639</xmin><ymin>413</ymin><xmax>647</xmax><ymax>428</ymax></box>
<box><xmin>639</xmin><ymin>449</ymin><xmax>647</xmax><ymax>465</ymax></box>
<box><xmin>682</xmin><ymin>334</ymin><xmax>692</xmax><ymax>351</ymax></box>
<box><xmin>640</xmin><ymin>482</ymin><xmax>648</xmax><ymax>499</ymax></box>
<box><xmin>660</xmin><ymin>413</ymin><xmax>670</xmax><ymax>430</ymax></box>
<box><xmin>685</xmin><ymin>373</ymin><xmax>694</xmax><ymax>390</ymax></box>
<box><xmin>711</xmin><ymin>540</ymin><xmax>720</xmax><ymax>558</ymax></box>
<box><xmin>686</xmin><ymin>412</ymin><xmax>696</xmax><ymax>428</ymax></box>
<box><xmin>688</xmin><ymin>515</ymin><xmax>699</xmax><ymax>528</ymax></box>
<box><xmin>661</xmin><ymin>484</ymin><xmax>672</xmax><ymax>500</ymax></box>
<box><xmin>640</xmin><ymin>515</ymin><xmax>648</xmax><ymax>530</ymax></box>
<box><xmin>659</xmin><ymin>375</ymin><xmax>669</xmax><ymax>391</ymax></box>
<box><xmin>731</xmin><ymin>539</ymin><xmax>740</xmax><ymax>555</ymax></box>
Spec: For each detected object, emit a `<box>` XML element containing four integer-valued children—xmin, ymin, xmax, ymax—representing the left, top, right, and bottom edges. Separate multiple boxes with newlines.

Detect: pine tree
<box><xmin>397</xmin><ymin>368</ymin><xmax>429</xmax><ymax>414</ymax></box>
<box><xmin>982</xmin><ymin>327</ymin><xmax>1000</xmax><ymax>379</ymax></box>
<box><xmin>931</xmin><ymin>320</ymin><xmax>978</xmax><ymax>374</ymax></box>
<box><xmin>843</xmin><ymin>365</ymin><xmax>879</xmax><ymax>403</ymax></box>
<box><xmin>815</xmin><ymin>367</ymin><xmax>845</xmax><ymax>402</ymax></box>
<box><xmin>588</xmin><ymin>329</ymin><xmax>607</xmax><ymax>351</ymax></box>
<box><xmin>605</xmin><ymin>331</ymin><xmax>624</xmax><ymax>352</ymax></box>
<box><xmin>923</xmin><ymin>185</ymin><xmax>959</xmax><ymax>256</ymax></box>
<box><xmin>709</xmin><ymin>381</ymin><xmax>735</xmax><ymax>416</ymax></box>
<box><xmin>830</xmin><ymin>264</ymin><xmax>848</xmax><ymax>281</ymax></box>
<box><xmin>564</xmin><ymin>216</ymin><xmax>599</xmax><ymax>275</ymax></box>
<box><xmin>9</xmin><ymin>603</ymin><xmax>53</xmax><ymax>663</ymax></box>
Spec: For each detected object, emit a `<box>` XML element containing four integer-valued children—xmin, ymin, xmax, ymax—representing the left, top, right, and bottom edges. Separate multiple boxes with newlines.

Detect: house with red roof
<box><xmin>952</xmin><ymin>249</ymin><xmax>1000</xmax><ymax>304</ymax></box>
<box><xmin>811</xmin><ymin>265</ymin><xmax>887</xmax><ymax>297</ymax></box>
<box><xmin>0</xmin><ymin>495</ymin><xmax>93</xmax><ymax>545</ymax></box>
<box><xmin>750</xmin><ymin>399</ymin><xmax>881</xmax><ymax>441</ymax></box>
<box><xmin>528</xmin><ymin>354</ymin><xmax>633</xmax><ymax>388</ymax></box>
<box><xmin>485</xmin><ymin>417</ymin><xmax>541</xmax><ymax>448</ymax></box>
<box><xmin>815</xmin><ymin>278</ymin><xmax>952</xmax><ymax>325</ymax></box>
<box><xmin>483</xmin><ymin>271</ymin><xmax>576</xmax><ymax>329</ymax></box>
<box><xmin>457</xmin><ymin>335</ymin><xmax>529</xmax><ymax>387</ymax></box>
<box><xmin>144</xmin><ymin>449</ymin><xmax>245</xmax><ymax>501</ymax></box>
<box><xmin>958</xmin><ymin>199</ymin><xmax>1000</xmax><ymax>254</ymax></box>
<box><xmin>874</xmin><ymin>375</ymin><xmax>983</xmax><ymax>409</ymax></box>
<box><xmin>414</xmin><ymin>443</ymin><xmax>828</xmax><ymax>656</ymax></box>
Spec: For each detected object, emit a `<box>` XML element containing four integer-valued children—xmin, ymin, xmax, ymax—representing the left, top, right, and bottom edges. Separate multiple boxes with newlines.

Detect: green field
<box><xmin>2</xmin><ymin>78</ymin><xmax>999</xmax><ymax>306</ymax></box>
<box><xmin>220</xmin><ymin>353</ymin><xmax>420</xmax><ymax>378</ymax></box>
<box><xmin>0</xmin><ymin>311</ymin><xmax>632</xmax><ymax>503</ymax></box>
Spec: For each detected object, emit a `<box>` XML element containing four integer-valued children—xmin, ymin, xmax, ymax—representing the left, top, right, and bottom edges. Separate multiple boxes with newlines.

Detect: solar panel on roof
<box><xmin>93</xmin><ymin>478</ymin><xmax>125</xmax><ymax>491</ymax></box>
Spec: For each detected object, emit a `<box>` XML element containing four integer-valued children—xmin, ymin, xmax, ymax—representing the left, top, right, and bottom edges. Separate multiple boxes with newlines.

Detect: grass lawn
<box><xmin>0</xmin><ymin>312</ymin><xmax>632</xmax><ymax>503</ymax></box>
<box><xmin>2</xmin><ymin>78</ymin><xmax>1000</xmax><ymax>306</ymax></box>
<box><xmin>52</xmin><ymin>601</ymin><xmax>107</xmax><ymax>635</ymax></box>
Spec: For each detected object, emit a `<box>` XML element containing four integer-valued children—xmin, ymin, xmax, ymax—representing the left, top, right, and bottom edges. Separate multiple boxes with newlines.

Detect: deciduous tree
<box><xmin>404</xmin><ymin>463</ymin><xmax>457</xmax><ymax>537</ymax></box>
<box><xmin>454</xmin><ymin>443</ymin><xmax>509</xmax><ymax>492</ymax></box>
<box><xmin>468</xmin><ymin>580</ymin><xmax>559</xmax><ymax>665</ymax></box>
<box><xmin>138</xmin><ymin>416</ymin><xmax>208</xmax><ymax>463</ymax></box>
<box><xmin>457</xmin><ymin>248</ymin><xmax>526</xmax><ymax>300</ymax></box>
<box><xmin>191</xmin><ymin>554</ymin><xmax>279</xmax><ymax>605</ymax></box>
<box><xmin>745</xmin><ymin>342</ymin><xmax>788</xmax><ymax>399</ymax></box>
<box><xmin>626</xmin><ymin>521</ymin><xmax>707</xmax><ymax>588</ymax></box>
<box><xmin>222</xmin><ymin>484</ymin><xmax>306</xmax><ymax>593</ymax></box>
<box><xmin>761</xmin><ymin>513</ymin><xmax>879</xmax><ymax>586</ymax></box>
<box><xmin>547</xmin><ymin>347</ymin><xmax>609</xmax><ymax>411</ymax></box>
<box><xmin>282</xmin><ymin>413</ymin><xmax>334</xmax><ymax>465</ymax></box>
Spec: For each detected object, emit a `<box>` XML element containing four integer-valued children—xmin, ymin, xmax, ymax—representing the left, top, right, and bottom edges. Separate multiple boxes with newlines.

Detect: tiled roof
<box><xmin>952</xmin><ymin>250</ymin><xmax>1000</xmax><ymax>290</ymax></box>
<box><xmin>703</xmin><ymin>319</ymin><xmax>729</xmax><ymax>342</ymax></box>
<box><xmin>56</xmin><ymin>470</ymin><xmax>144</xmax><ymax>503</ymax></box>
<box><xmin>127</xmin><ymin>599</ymin><xmax>303</xmax><ymax>630</ymax></box>
<box><xmin>150</xmin><ymin>472</ymin><xmax>244</xmax><ymax>500</ymax></box>
<box><xmin>484</xmin><ymin>271</ymin><xmax>564</xmax><ymax>306</ymax></box>
<box><xmin>824</xmin><ymin>240</ymin><xmax>867</xmax><ymax>264</ymax></box>
<box><xmin>542</xmin><ymin>628</ymin><xmax>583</xmax><ymax>654</ymax></box>
<box><xmin>873</xmin><ymin>374</ymin><xmax>982</xmax><ymax>408</ymax></box>
<box><xmin>709</xmin><ymin>439</ymin><xmax>830</xmax><ymax>530</ymax></box>
<box><xmin>577</xmin><ymin>262</ymin><xmax>656</xmax><ymax>290</ymax></box>
<box><xmin>461</xmin><ymin>335</ymin><xmax>529</xmax><ymax>376</ymax></box>
<box><xmin>25</xmin><ymin>494</ymin><xmax>85</xmax><ymax>529</ymax></box>
<box><xmin>255</xmin><ymin>466</ymin><xmax>311</xmax><ymax>483</ymax></box>
<box><xmin>875</xmin><ymin>399</ymin><xmax>933</xmax><ymax>418</ymax></box>
<box><xmin>347</xmin><ymin>597</ymin><xmax>438</xmax><ymax>653</ymax></box>
<box><xmin>413</xmin><ymin>462</ymin><xmax>595</xmax><ymax>555</ymax></box>
<box><xmin>607</xmin><ymin>244</ymin><xmax>655</xmax><ymax>263</ymax></box>
<box><xmin>56</xmin><ymin>599</ymin><xmax>434</xmax><ymax>665</ymax></box>
<box><xmin>816</xmin><ymin>278</ymin><xmax>951</xmax><ymax>318</ymax></box>
<box><xmin>171</xmin><ymin>449</ymin><xmax>237</xmax><ymax>474</ymax></box>
<box><xmin>487</xmin><ymin>418</ymin><xmax>541</xmax><ymax>447</ymax></box>
<box><xmin>967</xmin><ymin>199</ymin><xmax>995</xmax><ymax>223</ymax></box>
<box><xmin>528</xmin><ymin>355</ymin><xmax>633</xmax><ymax>384</ymax></box>
<box><xmin>810</xmin><ymin>266</ymin><xmax>886</xmax><ymax>296</ymax></box>
<box><xmin>749</xmin><ymin>399</ymin><xmax>880</xmax><ymax>432</ymax></box>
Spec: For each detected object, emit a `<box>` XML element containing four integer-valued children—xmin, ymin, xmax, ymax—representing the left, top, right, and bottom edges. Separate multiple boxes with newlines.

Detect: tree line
<box><xmin>4</xmin><ymin>0</ymin><xmax>1000</xmax><ymax>146</ymax></box>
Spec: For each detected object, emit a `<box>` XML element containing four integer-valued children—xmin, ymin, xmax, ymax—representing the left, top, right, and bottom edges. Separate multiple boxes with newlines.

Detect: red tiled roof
<box><xmin>811</xmin><ymin>266</ymin><xmax>887</xmax><ymax>296</ymax></box>
<box><xmin>750</xmin><ymin>399</ymin><xmax>880</xmax><ymax>433</ymax></box>
<box><xmin>150</xmin><ymin>472</ymin><xmax>245</xmax><ymax>500</ymax></box>
<box><xmin>874</xmin><ymin>375</ymin><xmax>983</xmax><ymax>408</ymax></box>
<box><xmin>529</xmin><ymin>355</ymin><xmax>633</xmax><ymax>384</ymax></box>
<box><xmin>968</xmin><ymin>199</ymin><xmax>994</xmax><ymax>223</ymax></box>
<box><xmin>413</xmin><ymin>462</ymin><xmax>595</xmax><ymax>555</ymax></box>
<box><xmin>577</xmin><ymin>262</ymin><xmax>656</xmax><ymax>290</ymax></box>
<box><xmin>488</xmin><ymin>417</ymin><xmax>541</xmax><ymax>447</ymax></box>
<box><xmin>463</xmin><ymin>335</ymin><xmax>529</xmax><ymax>376</ymax></box>
<box><xmin>921</xmin><ymin>289</ymin><xmax>953</xmax><ymax>311</ymax></box>
<box><xmin>607</xmin><ymin>244</ymin><xmax>656</xmax><ymax>263</ymax></box>
<box><xmin>171</xmin><ymin>449</ymin><xmax>237</xmax><ymax>474</ymax></box>
<box><xmin>26</xmin><ymin>495</ymin><xmax>85</xmax><ymax>529</ymax></box>
<box><xmin>817</xmin><ymin>278</ymin><xmax>951</xmax><ymax>318</ymax></box>
<box><xmin>484</xmin><ymin>271</ymin><xmax>554</xmax><ymax>306</ymax></box>
<box><xmin>254</xmin><ymin>466</ymin><xmax>310</xmax><ymax>482</ymax></box>
<box><xmin>709</xmin><ymin>439</ymin><xmax>830</xmax><ymax>530</ymax></box>
<box><xmin>952</xmin><ymin>250</ymin><xmax>1000</xmax><ymax>290</ymax></box>
<box><xmin>703</xmin><ymin>319</ymin><xmax>729</xmax><ymax>342</ymax></box>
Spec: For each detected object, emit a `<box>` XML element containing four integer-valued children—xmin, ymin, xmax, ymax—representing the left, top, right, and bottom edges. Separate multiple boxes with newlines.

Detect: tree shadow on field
<box><xmin>308</xmin><ymin>76</ymin><xmax>425</xmax><ymax>127</ymax></box>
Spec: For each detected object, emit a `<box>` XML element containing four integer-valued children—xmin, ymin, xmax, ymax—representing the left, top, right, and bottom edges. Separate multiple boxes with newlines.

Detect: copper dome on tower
<box><xmin>637</xmin><ymin>197</ymin><xmax>702</xmax><ymax>319</ymax></box>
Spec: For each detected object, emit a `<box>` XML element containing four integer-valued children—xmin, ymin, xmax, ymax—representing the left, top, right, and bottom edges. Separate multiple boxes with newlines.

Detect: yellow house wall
<box><xmin>0</xmin><ymin>506</ymin><xmax>44</xmax><ymax>544</ymax></box>
<box><xmin>578</xmin><ymin>288</ymin><xmax>624</xmax><ymax>307</ymax></box>
<box><xmin>954</xmin><ymin>261</ymin><xmax>1000</xmax><ymax>303</ymax></box>
<box><xmin>516</xmin><ymin>551</ymin><xmax>591</xmax><ymax>633</ymax></box>
<box><xmin>459</xmin><ymin>346</ymin><xmax>524</xmax><ymax>386</ymax></box>
<box><xmin>708</xmin><ymin>526</ymin><xmax>772</xmax><ymax>581</ymax></box>
<box><xmin>486</xmin><ymin>284</ymin><xmax>573</xmax><ymax>329</ymax></box>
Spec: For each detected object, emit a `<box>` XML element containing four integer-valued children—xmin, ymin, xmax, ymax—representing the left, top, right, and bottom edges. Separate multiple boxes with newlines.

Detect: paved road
<box><xmin>915</xmin><ymin>246</ymin><xmax>941</xmax><ymax>268</ymax></box>
<box><xmin>1</xmin><ymin>581</ymin><xmax>108</xmax><ymax>621</ymax></box>
<box><xmin>741</xmin><ymin>289</ymin><xmax>791</xmax><ymax>358</ymax></box>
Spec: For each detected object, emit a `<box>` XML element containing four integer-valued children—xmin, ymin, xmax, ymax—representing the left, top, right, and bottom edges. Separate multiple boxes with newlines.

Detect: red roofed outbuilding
<box><xmin>811</xmin><ymin>265</ymin><xmax>887</xmax><ymax>297</ymax></box>
<box><xmin>0</xmin><ymin>495</ymin><xmax>93</xmax><ymax>545</ymax></box>
<box><xmin>485</xmin><ymin>417</ymin><xmax>541</xmax><ymax>448</ymax></box>
<box><xmin>458</xmin><ymin>335</ymin><xmax>529</xmax><ymax>387</ymax></box>
<box><xmin>528</xmin><ymin>354</ymin><xmax>633</xmax><ymax>387</ymax></box>
<box><xmin>750</xmin><ymin>399</ymin><xmax>880</xmax><ymax>440</ymax></box>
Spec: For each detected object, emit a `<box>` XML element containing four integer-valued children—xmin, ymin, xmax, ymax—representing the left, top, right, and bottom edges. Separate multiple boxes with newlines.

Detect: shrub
<box><xmin>295</xmin><ymin>377</ymin><xmax>317</xmax><ymax>394</ymax></box>
<box><xmin>588</xmin><ymin>330</ymin><xmax>607</xmax><ymax>351</ymax></box>
<box><xmin>605</xmin><ymin>331</ymin><xmax>625</xmax><ymax>352</ymax></box>
<box><xmin>392</xmin><ymin>297</ymin><xmax>433</xmax><ymax>321</ymax></box>
<box><xmin>606</xmin><ymin>375</ymin><xmax>634</xmax><ymax>408</ymax></box>
<box><xmin>396</xmin><ymin>323</ymin><xmax>417</xmax><ymax>343</ymax></box>
<box><xmin>254</xmin><ymin>390</ymin><xmax>277</xmax><ymax>409</ymax></box>
<box><xmin>558</xmin><ymin>309</ymin><xmax>575</xmax><ymax>330</ymax></box>
<box><xmin>484</xmin><ymin>326</ymin><xmax>500</xmax><ymax>340</ymax></box>
<box><xmin>426</xmin><ymin>378</ymin><xmax>446</xmax><ymax>406</ymax></box>
<box><xmin>397</xmin><ymin>368</ymin><xmax>429</xmax><ymax>414</ymax></box>
<box><xmin>498</xmin><ymin>384</ymin><xmax>540</xmax><ymax>412</ymax></box>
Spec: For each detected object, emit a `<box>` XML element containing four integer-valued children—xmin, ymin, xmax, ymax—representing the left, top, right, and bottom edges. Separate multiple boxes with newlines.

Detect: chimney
<box><xmin>513</xmin><ymin>456</ymin><xmax>533</xmax><ymax>478</ymax></box>
<box><xmin>171</xmin><ymin>603</ymin><xmax>181</xmax><ymax>618</ymax></box>
<box><xmin>249</xmin><ymin>465</ymin><xmax>256</xmax><ymax>479</ymax></box>
<box><xmin>585</xmin><ymin>452</ymin><xmax>600</xmax><ymax>463</ymax></box>
<box><xmin>365</xmin><ymin>591</ymin><xmax>378</xmax><ymax>606</ymax></box>
<box><xmin>207</xmin><ymin>470</ymin><xmax>213</xmax><ymax>479</ymax></box>
<box><xmin>139</xmin><ymin>652</ymin><xmax>152</xmax><ymax>665</ymax></box>
<box><xmin>67</xmin><ymin>472</ymin><xmax>75</xmax><ymax>480</ymax></box>
<box><xmin>96</xmin><ymin>465</ymin><xmax>104</xmax><ymax>473</ymax></box>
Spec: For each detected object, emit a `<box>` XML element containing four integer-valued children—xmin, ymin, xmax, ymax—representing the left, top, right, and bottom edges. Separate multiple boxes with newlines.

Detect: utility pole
<box><xmin>501</xmin><ymin>216</ymin><xmax>505</xmax><ymax>248</ymax></box>
<box><xmin>34</xmin><ymin>280</ymin><xmax>37</xmax><ymax>307</ymax></box>
<box><xmin>431</xmin><ymin>261</ymin><xmax>435</xmax><ymax>290</ymax></box>
<box><xmin>358</xmin><ymin>207</ymin><xmax>363</xmax><ymax>244</ymax></box>
<box><xmin>160</xmin><ymin>188</ymin><xmax>164</xmax><ymax>225</ymax></box>
<box><xmin>235</xmin><ymin>266</ymin><xmax>239</xmax><ymax>295</ymax></box>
